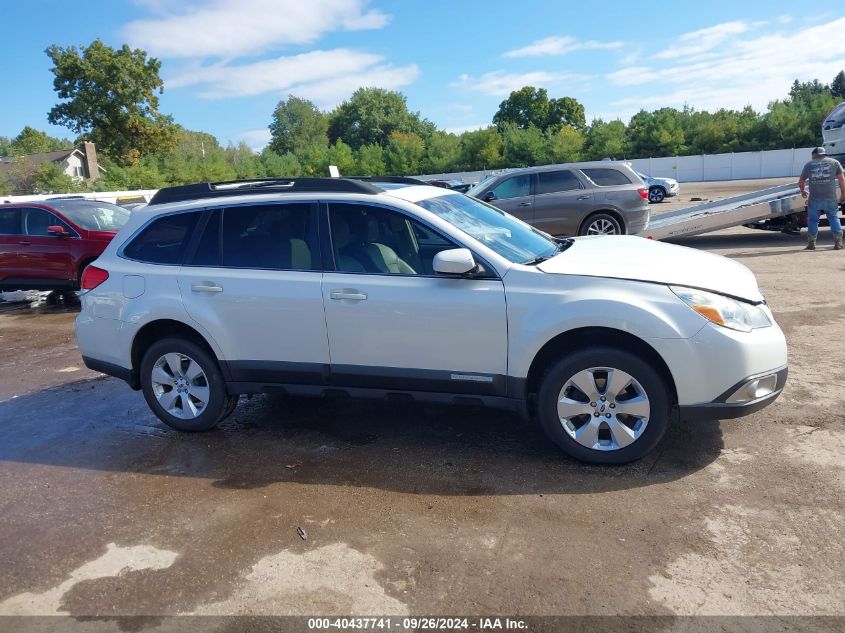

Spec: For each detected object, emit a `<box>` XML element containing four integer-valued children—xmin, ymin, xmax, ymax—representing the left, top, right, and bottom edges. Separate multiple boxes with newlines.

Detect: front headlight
<box><xmin>670</xmin><ymin>286</ymin><xmax>772</xmax><ymax>332</ymax></box>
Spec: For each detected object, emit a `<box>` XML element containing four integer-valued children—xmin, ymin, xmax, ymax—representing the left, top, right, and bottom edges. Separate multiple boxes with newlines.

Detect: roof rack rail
<box><xmin>148</xmin><ymin>177</ymin><xmax>382</xmax><ymax>206</ymax></box>
<box><xmin>349</xmin><ymin>176</ymin><xmax>428</xmax><ymax>185</ymax></box>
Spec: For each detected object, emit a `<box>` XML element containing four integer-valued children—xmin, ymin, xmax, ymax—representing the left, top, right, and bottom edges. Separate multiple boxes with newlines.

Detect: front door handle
<box><xmin>518</xmin><ymin>202</ymin><xmax>531</xmax><ymax>207</ymax></box>
<box><xmin>577</xmin><ymin>195</ymin><xmax>590</xmax><ymax>200</ymax></box>
<box><xmin>330</xmin><ymin>289</ymin><xmax>368</xmax><ymax>301</ymax></box>
<box><xmin>191</xmin><ymin>282</ymin><xmax>223</xmax><ymax>293</ymax></box>
<box><xmin>17</xmin><ymin>240</ymin><xmax>31</xmax><ymax>246</ymax></box>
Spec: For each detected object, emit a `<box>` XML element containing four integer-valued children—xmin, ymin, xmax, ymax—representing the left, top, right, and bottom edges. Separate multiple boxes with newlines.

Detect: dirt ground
<box><xmin>0</xmin><ymin>178</ymin><xmax>842</xmax><ymax>630</ymax></box>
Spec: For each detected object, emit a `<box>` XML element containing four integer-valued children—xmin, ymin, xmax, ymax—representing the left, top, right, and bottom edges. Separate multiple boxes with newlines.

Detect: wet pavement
<box><xmin>0</xmin><ymin>184</ymin><xmax>843</xmax><ymax>627</ymax></box>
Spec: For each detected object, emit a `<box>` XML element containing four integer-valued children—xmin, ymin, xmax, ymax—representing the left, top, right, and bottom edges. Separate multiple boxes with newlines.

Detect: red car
<box><xmin>0</xmin><ymin>199</ymin><xmax>130</xmax><ymax>291</ymax></box>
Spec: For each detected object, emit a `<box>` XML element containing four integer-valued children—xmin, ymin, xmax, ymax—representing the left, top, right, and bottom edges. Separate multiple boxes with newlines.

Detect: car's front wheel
<box><xmin>140</xmin><ymin>337</ymin><xmax>237</xmax><ymax>431</ymax></box>
<box><xmin>537</xmin><ymin>347</ymin><xmax>671</xmax><ymax>464</ymax></box>
<box><xmin>648</xmin><ymin>186</ymin><xmax>666</xmax><ymax>203</ymax></box>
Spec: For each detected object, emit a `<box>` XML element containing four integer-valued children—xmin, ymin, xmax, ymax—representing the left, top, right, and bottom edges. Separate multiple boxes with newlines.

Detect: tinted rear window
<box><xmin>123</xmin><ymin>212</ymin><xmax>199</xmax><ymax>264</ymax></box>
<box><xmin>580</xmin><ymin>168</ymin><xmax>631</xmax><ymax>186</ymax></box>
<box><xmin>0</xmin><ymin>209</ymin><xmax>20</xmax><ymax>234</ymax></box>
<box><xmin>189</xmin><ymin>210</ymin><xmax>221</xmax><ymax>267</ymax></box>
<box><xmin>220</xmin><ymin>203</ymin><xmax>316</xmax><ymax>270</ymax></box>
<box><xmin>537</xmin><ymin>170</ymin><xmax>582</xmax><ymax>195</ymax></box>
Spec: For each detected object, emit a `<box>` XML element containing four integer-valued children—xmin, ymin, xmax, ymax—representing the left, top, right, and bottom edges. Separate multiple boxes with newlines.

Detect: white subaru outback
<box><xmin>76</xmin><ymin>177</ymin><xmax>787</xmax><ymax>464</ymax></box>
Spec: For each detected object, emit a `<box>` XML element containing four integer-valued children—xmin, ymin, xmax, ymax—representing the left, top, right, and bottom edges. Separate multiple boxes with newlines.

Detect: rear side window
<box><xmin>492</xmin><ymin>175</ymin><xmax>530</xmax><ymax>200</ymax></box>
<box><xmin>537</xmin><ymin>170</ymin><xmax>582</xmax><ymax>195</ymax></box>
<box><xmin>220</xmin><ymin>203</ymin><xmax>317</xmax><ymax>271</ymax></box>
<box><xmin>580</xmin><ymin>168</ymin><xmax>632</xmax><ymax>186</ymax></box>
<box><xmin>123</xmin><ymin>212</ymin><xmax>199</xmax><ymax>264</ymax></box>
<box><xmin>189</xmin><ymin>210</ymin><xmax>221</xmax><ymax>267</ymax></box>
<box><xmin>0</xmin><ymin>209</ymin><xmax>20</xmax><ymax>234</ymax></box>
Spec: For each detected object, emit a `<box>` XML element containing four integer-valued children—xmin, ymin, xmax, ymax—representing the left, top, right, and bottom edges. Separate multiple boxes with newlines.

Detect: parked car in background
<box><xmin>450</xmin><ymin>182</ymin><xmax>474</xmax><ymax>193</ymax></box>
<box><xmin>635</xmin><ymin>170</ymin><xmax>680</xmax><ymax>203</ymax></box>
<box><xmin>76</xmin><ymin>177</ymin><xmax>786</xmax><ymax>464</ymax></box>
<box><xmin>0</xmin><ymin>199</ymin><xmax>130</xmax><ymax>291</ymax></box>
<box><xmin>467</xmin><ymin>162</ymin><xmax>649</xmax><ymax>236</ymax></box>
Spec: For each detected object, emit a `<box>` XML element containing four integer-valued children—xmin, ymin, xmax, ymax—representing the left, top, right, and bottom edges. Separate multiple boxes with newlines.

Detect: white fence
<box><xmin>417</xmin><ymin>147</ymin><xmax>816</xmax><ymax>184</ymax></box>
<box><xmin>1</xmin><ymin>189</ymin><xmax>157</xmax><ymax>205</ymax></box>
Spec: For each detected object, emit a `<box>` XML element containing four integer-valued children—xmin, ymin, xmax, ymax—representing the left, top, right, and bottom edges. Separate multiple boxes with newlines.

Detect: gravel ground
<box><xmin>0</xmin><ymin>179</ymin><xmax>842</xmax><ymax>629</ymax></box>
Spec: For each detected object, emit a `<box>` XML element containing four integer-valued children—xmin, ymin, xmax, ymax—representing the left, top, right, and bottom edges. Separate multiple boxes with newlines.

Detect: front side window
<box><xmin>220</xmin><ymin>203</ymin><xmax>317</xmax><ymax>271</ymax></box>
<box><xmin>123</xmin><ymin>212</ymin><xmax>200</xmax><ymax>265</ymax></box>
<box><xmin>537</xmin><ymin>170</ymin><xmax>582</xmax><ymax>195</ymax></box>
<box><xmin>417</xmin><ymin>194</ymin><xmax>558</xmax><ymax>264</ymax></box>
<box><xmin>580</xmin><ymin>168</ymin><xmax>632</xmax><ymax>186</ymax></box>
<box><xmin>22</xmin><ymin>208</ymin><xmax>69</xmax><ymax>236</ymax></box>
<box><xmin>328</xmin><ymin>203</ymin><xmax>456</xmax><ymax>275</ymax></box>
<box><xmin>0</xmin><ymin>209</ymin><xmax>20</xmax><ymax>235</ymax></box>
<box><xmin>492</xmin><ymin>175</ymin><xmax>531</xmax><ymax>200</ymax></box>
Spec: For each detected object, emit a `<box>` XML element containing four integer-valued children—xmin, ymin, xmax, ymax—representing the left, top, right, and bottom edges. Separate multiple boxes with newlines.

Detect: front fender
<box><xmin>505</xmin><ymin>271</ymin><xmax>706</xmax><ymax>379</ymax></box>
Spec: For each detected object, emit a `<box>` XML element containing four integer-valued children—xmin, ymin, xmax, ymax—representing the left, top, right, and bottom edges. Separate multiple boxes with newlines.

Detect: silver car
<box><xmin>467</xmin><ymin>162</ymin><xmax>650</xmax><ymax>236</ymax></box>
<box><xmin>635</xmin><ymin>170</ymin><xmax>680</xmax><ymax>203</ymax></box>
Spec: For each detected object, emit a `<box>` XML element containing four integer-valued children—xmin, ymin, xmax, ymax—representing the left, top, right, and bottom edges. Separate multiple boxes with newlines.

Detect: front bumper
<box><xmin>678</xmin><ymin>366</ymin><xmax>787</xmax><ymax>421</ymax></box>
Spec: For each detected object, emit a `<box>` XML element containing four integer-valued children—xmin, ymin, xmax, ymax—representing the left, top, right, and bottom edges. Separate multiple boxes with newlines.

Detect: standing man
<box><xmin>798</xmin><ymin>147</ymin><xmax>845</xmax><ymax>250</ymax></box>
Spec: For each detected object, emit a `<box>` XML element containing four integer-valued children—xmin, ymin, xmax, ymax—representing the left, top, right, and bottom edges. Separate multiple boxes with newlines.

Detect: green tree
<box><xmin>457</xmin><ymin>127</ymin><xmax>503</xmax><ymax>170</ymax></box>
<box><xmin>584</xmin><ymin>119</ymin><xmax>627</xmax><ymax>159</ymax></box>
<box><xmin>546</xmin><ymin>125</ymin><xmax>584</xmax><ymax>163</ymax></box>
<box><xmin>832</xmin><ymin>70</ymin><xmax>845</xmax><ymax>100</ymax></box>
<box><xmin>326</xmin><ymin>140</ymin><xmax>356</xmax><ymax>176</ymax></box>
<box><xmin>299</xmin><ymin>143</ymin><xmax>330</xmax><ymax>176</ymax></box>
<box><xmin>385</xmin><ymin>131</ymin><xmax>426</xmax><ymax>175</ymax></box>
<box><xmin>355</xmin><ymin>143</ymin><xmax>387</xmax><ymax>175</ymax></box>
<box><xmin>502</xmin><ymin>124</ymin><xmax>547</xmax><ymax>167</ymax></box>
<box><xmin>0</xmin><ymin>136</ymin><xmax>10</xmax><ymax>157</ymax></box>
<box><xmin>5</xmin><ymin>127</ymin><xmax>71</xmax><ymax>155</ymax></box>
<box><xmin>226</xmin><ymin>142</ymin><xmax>265</xmax><ymax>180</ymax></box>
<box><xmin>493</xmin><ymin>87</ymin><xmax>586</xmax><ymax>132</ymax></box>
<box><xmin>626</xmin><ymin>109</ymin><xmax>686</xmax><ymax>157</ymax></box>
<box><xmin>96</xmin><ymin>157</ymin><xmax>168</xmax><ymax>190</ymax></box>
<box><xmin>269</xmin><ymin>96</ymin><xmax>329</xmax><ymax>155</ymax></box>
<box><xmin>46</xmin><ymin>39</ymin><xmax>177</xmax><ymax>165</ymax></box>
<box><xmin>424</xmin><ymin>131</ymin><xmax>460</xmax><ymax>173</ymax></box>
<box><xmin>328</xmin><ymin>88</ymin><xmax>434</xmax><ymax>150</ymax></box>
<box><xmin>260</xmin><ymin>148</ymin><xmax>302</xmax><ymax>177</ymax></box>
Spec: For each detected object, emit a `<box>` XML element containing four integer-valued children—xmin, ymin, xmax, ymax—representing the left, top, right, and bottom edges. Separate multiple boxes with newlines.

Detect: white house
<box><xmin>0</xmin><ymin>141</ymin><xmax>104</xmax><ymax>182</ymax></box>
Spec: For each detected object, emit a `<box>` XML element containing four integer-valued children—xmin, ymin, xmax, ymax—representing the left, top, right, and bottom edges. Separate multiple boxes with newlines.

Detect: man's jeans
<box><xmin>807</xmin><ymin>198</ymin><xmax>843</xmax><ymax>240</ymax></box>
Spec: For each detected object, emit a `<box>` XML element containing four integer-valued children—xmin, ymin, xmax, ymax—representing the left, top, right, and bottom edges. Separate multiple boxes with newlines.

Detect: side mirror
<box><xmin>47</xmin><ymin>225</ymin><xmax>68</xmax><ymax>237</ymax></box>
<box><xmin>433</xmin><ymin>248</ymin><xmax>477</xmax><ymax>276</ymax></box>
<box><xmin>484</xmin><ymin>191</ymin><xmax>496</xmax><ymax>202</ymax></box>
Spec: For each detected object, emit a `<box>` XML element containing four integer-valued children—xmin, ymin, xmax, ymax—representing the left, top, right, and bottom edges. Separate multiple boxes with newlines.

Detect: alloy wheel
<box><xmin>586</xmin><ymin>218</ymin><xmax>620</xmax><ymax>235</ymax></box>
<box><xmin>556</xmin><ymin>366</ymin><xmax>650</xmax><ymax>451</ymax></box>
<box><xmin>150</xmin><ymin>353</ymin><xmax>210</xmax><ymax>419</ymax></box>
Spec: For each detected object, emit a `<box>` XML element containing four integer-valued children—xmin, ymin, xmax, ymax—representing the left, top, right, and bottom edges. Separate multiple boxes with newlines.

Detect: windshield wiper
<box><xmin>522</xmin><ymin>238</ymin><xmax>573</xmax><ymax>265</ymax></box>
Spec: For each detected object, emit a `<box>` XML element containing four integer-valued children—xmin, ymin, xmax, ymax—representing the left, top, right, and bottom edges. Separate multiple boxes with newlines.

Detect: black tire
<box><xmin>578</xmin><ymin>212</ymin><xmax>624</xmax><ymax>236</ymax></box>
<box><xmin>648</xmin><ymin>186</ymin><xmax>666</xmax><ymax>203</ymax></box>
<box><xmin>536</xmin><ymin>347</ymin><xmax>671</xmax><ymax>464</ymax></box>
<box><xmin>140</xmin><ymin>337</ymin><xmax>237</xmax><ymax>431</ymax></box>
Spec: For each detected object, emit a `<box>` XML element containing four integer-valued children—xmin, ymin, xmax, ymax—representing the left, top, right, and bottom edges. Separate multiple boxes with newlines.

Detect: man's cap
<box><xmin>812</xmin><ymin>146</ymin><xmax>827</xmax><ymax>155</ymax></box>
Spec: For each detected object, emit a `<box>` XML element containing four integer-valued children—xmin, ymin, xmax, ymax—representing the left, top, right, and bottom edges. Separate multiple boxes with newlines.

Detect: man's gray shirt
<box><xmin>800</xmin><ymin>157</ymin><xmax>843</xmax><ymax>200</ymax></box>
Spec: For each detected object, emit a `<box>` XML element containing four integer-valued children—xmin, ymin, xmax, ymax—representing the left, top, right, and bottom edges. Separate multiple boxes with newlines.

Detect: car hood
<box><xmin>537</xmin><ymin>236</ymin><xmax>763</xmax><ymax>302</ymax></box>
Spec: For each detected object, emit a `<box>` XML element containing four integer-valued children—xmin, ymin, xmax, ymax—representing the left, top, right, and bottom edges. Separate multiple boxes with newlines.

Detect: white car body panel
<box><xmin>537</xmin><ymin>236</ymin><xmax>763</xmax><ymax>302</ymax></box>
<box><xmin>322</xmin><ymin>272</ymin><xmax>507</xmax><ymax>375</ymax></box>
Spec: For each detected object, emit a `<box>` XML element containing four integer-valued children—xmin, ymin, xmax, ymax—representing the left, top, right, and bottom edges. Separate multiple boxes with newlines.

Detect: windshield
<box><xmin>56</xmin><ymin>202</ymin><xmax>131</xmax><ymax>231</ymax></box>
<box><xmin>466</xmin><ymin>174</ymin><xmax>500</xmax><ymax>197</ymax></box>
<box><xmin>824</xmin><ymin>103</ymin><xmax>845</xmax><ymax>130</ymax></box>
<box><xmin>416</xmin><ymin>193</ymin><xmax>558</xmax><ymax>264</ymax></box>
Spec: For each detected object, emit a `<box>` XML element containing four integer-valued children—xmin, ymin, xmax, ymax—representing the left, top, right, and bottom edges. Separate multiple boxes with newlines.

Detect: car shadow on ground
<box><xmin>0</xmin><ymin>376</ymin><xmax>724</xmax><ymax>495</ymax></box>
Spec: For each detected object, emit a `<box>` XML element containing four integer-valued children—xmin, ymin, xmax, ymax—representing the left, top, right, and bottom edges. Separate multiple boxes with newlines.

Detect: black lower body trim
<box><xmin>679</xmin><ymin>366</ymin><xmax>788</xmax><ymax>422</ymax></box>
<box><xmin>225</xmin><ymin>381</ymin><xmax>528</xmax><ymax>419</ymax></box>
<box><xmin>82</xmin><ymin>356</ymin><xmax>140</xmax><ymax>389</ymax></box>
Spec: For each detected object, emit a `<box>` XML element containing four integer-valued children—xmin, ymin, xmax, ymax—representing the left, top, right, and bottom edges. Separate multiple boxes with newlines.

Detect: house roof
<box><xmin>0</xmin><ymin>148</ymin><xmax>78</xmax><ymax>176</ymax></box>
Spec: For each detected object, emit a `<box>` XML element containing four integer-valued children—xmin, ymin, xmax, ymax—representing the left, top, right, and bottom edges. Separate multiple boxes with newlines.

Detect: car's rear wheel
<box><xmin>578</xmin><ymin>213</ymin><xmax>623</xmax><ymax>236</ymax></box>
<box><xmin>649</xmin><ymin>186</ymin><xmax>666</xmax><ymax>203</ymax></box>
<box><xmin>140</xmin><ymin>337</ymin><xmax>237</xmax><ymax>431</ymax></box>
<box><xmin>536</xmin><ymin>347</ymin><xmax>670</xmax><ymax>464</ymax></box>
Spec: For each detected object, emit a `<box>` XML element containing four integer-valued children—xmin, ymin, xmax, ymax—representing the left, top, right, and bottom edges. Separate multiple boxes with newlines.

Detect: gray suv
<box><xmin>467</xmin><ymin>162</ymin><xmax>650</xmax><ymax>236</ymax></box>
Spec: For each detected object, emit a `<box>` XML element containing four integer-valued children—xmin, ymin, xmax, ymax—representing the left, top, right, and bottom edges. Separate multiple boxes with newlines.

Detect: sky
<box><xmin>1</xmin><ymin>0</ymin><xmax>843</xmax><ymax>151</ymax></box>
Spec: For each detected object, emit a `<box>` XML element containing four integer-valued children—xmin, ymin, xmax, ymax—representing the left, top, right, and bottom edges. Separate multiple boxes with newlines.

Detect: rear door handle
<box><xmin>17</xmin><ymin>240</ymin><xmax>31</xmax><ymax>245</ymax></box>
<box><xmin>191</xmin><ymin>282</ymin><xmax>223</xmax><ymax>293</ymax></box>
<box><xmin>330</xmin><ymin>289</ymin><xmax>368</xmax><ymax>301</ymax></box>
<box><xmin>518</xmin><ymin>202</ymin><xmax>531</xmax><ymax>207</ymax></box>
<box><xmin>577</xmin><ymin>195</ymin><xmax>590</xmax><ymax>200</ymax></box>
